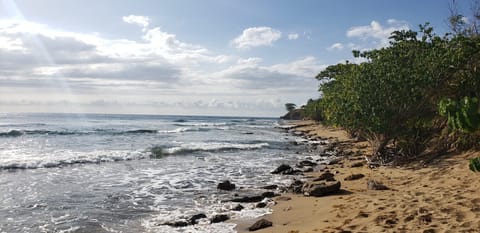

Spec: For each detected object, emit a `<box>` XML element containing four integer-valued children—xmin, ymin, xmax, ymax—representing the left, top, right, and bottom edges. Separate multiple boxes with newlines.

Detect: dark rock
<box><xmin>271</xmin><ymin>164</ymin><xmax>291</xmax><ymax>174</ymax></box>
<box><xmin>210</xmin><ymin>214</ymin><xmax>230</xmax><ymax>223</ymax></box>
<box><xmin>217</xmin><ymin>180</ymin><xmax>236</xmax><ymax>191</ymax></box>
<box><xmin>296</xmin><ymin>160</ymin><xmax>317</xmax><ymax>168</ymax></box>
<box><xmin>261</xmin><ymin>191</ymin><xmax>277</xmax><ymax>198</ymax></box>
<box><xmin>270</xmin><ymin>165</ymin><xmax>302</xmax><ymax>175</ymax></box>
<box><xmin>344</xmin><ymin>174</ymin><xmax>365</xmax><ymax>181</ymax></box>
<box><xmin>367</xmin><ymin>179</ymin><xmax>389</xmax><ymax>190</ymax></box>
<box><xmin>282</xmin><ymin>168</ymin><xmax>302</xmax><ymax>175</ymax></box>
<box><xmin>281</xmin><ymin>108</ymin><xmax>303</xmax><ymax>120</ymax></box>
<box><xmin>165</xmin><ymin>221</ymin><xmax>188</xmax><ymax>227</ymax></box>
<box><xmin>232</xmin><ymin>204</ymin><xmax>244</xmax><ymax>211</ymax></box>
<box><xmin>287</xmin><ymin>179</ymin><xmax>304</xmax><ymax>194</ymax></box>
<box><xmin>313</xmin><ymin>171</ymin><xmax>335</xmax><ymax>181</ymax></box>
<box><xmin>248</xmin><ymin>219</ymin><xmax>273</xmax><ymax>231</ymax></box>
<box><xmin>350</xmin><ymin>162</ymin><xmax>365</xmax><ymax>168</ymax></box>
<box><xmin>189</xmin><ymin>213</ymin><xmax>207</xmax><ymax>225</ymax></box>
<box><xmin>302</xmin><ymin>181</ymin><xmax>341</xmax><ymax>197</ymax></box>
<box><xmin>231</xmin><ymin>195</ymin><xmax>263</xmax><ymax>203</ymax></box>
<box><xmin>423</xmin><ymin>229</ymin><xmax>436</xmax><ymax>233</ymax></box>
<box><xmin>261</xmin><ymin>184</ymin><xmax>278</xmax><ymax>190</ymax></box>
<box><xmin>302</xmin><ymin>167</ymin><xmax>314</xmax><ymax>172</ymax></box>
<box><xmin>256</xmin><ymin>202</ymin><xmax>267</xmax><ymax>208</ymax></box>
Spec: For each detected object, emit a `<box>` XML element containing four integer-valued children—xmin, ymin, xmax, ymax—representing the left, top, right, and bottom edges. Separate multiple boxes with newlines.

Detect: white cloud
<box><xmin>288</xmin><ymin>33</ymin><xmax>299</xmax><ymax>40</ymax></box>
<box><xmin>210</xmin><ymin>56</ymin><xmax>324</xmax><ymax>92</ymax></box>
<box><xmin>232</xmin><ymin>26</ymin><xmax>282</xmax><ymax>49</ymax></box>
<box><xmin>236</xmin><ymin>57</ymin><xmax>263</xmax><ymax>66</ymax></box>
<box><xmin>0</xmin><ymin>18</ymin><xmax>322</xmax><ymax>116</ymax></box>
<box><xmin>122</xmin><ymin>15</ymin><xmax>150</xmax><ymax>30</ymax></box>
<box><xmin>346</xmin><ymin>19</ymin><xmax>409</xmax><ymax>47</ymax></box>
<box><xmin>328</xmin><ymin>43</ymin><xmax>344</xmax><ymax>50</ymax></box>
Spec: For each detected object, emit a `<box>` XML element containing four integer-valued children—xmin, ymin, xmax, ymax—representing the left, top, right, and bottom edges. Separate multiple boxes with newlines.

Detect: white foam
<box><xmin>175</xmin><ymin>122</ymin><xmax>230</xmax><ymax>127</ymax></box>
<box><xmin>164</xmin><ymin>142</ymin><xmax>269</xmax><ymax>155</ymax></box>
<box><xmin>142</xmin><ymin>221</ymin><xmax>237</xmax><ymax>233</ymax></box>
<box><xmin>0</xmin><ymin>149</ymin><xmax>148</xmax><ymax>169</ymax></box>
<box><xmin>159</xmin><ymin>127</ymin><xmax>197</xmax><ymax>134</ymax></box>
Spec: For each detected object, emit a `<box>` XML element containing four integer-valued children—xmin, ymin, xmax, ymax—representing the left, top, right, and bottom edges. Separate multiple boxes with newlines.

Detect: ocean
<box><xmin>0</xmin><ymin>113</ymin><xmax>304</xmax><ymax>233</ymax></box>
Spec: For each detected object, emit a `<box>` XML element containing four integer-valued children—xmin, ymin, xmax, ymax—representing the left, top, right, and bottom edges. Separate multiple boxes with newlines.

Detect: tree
<box><xmin>317</xmin><ymin>25</ymin><xmax>462</xmax><ymax>161</ymax></box>
<box><xmin>303</xmin><ymin>99</ymin><xmax>324</xmax><ymax>121</ymax></box>
<box><xmin>448</xmin><ymin>0</ymin><xmax>480</xmax><ymax>36</ymax></box>
<box><xmin>285</xmin><ymin>103</ymin><xmax>297</xmax><ymax>112</ymax></box>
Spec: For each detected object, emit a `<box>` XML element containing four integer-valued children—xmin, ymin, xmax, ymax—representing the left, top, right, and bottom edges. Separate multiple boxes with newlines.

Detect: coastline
<box><xmin>237</xmin><ymin>120</ymin><xmax>480</xmax><ymax>232</ymax></box>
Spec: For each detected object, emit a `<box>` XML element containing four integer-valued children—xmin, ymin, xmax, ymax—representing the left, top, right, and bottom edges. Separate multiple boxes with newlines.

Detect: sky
<box><xmin>0</xmin><ymin>0</ymin><xmax>472</xmax><ymax>117</ymax></box>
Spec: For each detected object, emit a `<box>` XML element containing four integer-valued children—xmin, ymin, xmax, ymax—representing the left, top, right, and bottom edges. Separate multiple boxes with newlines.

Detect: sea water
<box><xmin>0</xmin><ymin>113</ymin><xmax>303</xmax><ymax>233</ymax></box>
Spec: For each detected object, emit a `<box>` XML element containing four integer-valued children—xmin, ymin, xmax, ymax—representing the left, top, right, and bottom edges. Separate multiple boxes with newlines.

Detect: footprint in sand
<box><xmin>418</xmin><ymin>213</ymin><xmax>433</xmax><ymax>225</ymax></box>
<box><xmin>356</xmin><ymin>211</ymin><xmax>369</xmax><ymax>218</ymax></box>
<box><xmin>374</xmin><ymin>212</ymin><xmax>398</xmax><ymax>228</ymax></box>
<box><xmin>471</xmin><ymin>198</ymin><xmax>480</xmax><ymax>205</ymax></box>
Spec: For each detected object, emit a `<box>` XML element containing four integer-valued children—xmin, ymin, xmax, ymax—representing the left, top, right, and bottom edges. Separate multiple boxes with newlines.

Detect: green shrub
<box><xmin>469</xmin><ymin>157</ymin><xmax>480</xmax><ymax>172</ymax></box>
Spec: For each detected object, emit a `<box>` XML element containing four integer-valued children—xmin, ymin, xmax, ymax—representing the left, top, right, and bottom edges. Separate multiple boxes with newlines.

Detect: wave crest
<box><xmin>159</xmin><ymin>142</ymin><xmax>269</xmax><ymax>155</ymax></box>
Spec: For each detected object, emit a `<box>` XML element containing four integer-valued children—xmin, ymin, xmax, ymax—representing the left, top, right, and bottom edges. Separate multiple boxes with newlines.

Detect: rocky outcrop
<box><xmin>217</xmin><ymin>180</ymin><xmax>236</xmax><ymax>191</ymax></box>
<box><xmin>248</xmin><ymin>219</ymin><xmax>273</xmax><ymax>231</ymax></box>
<box><xmin>210</xmin><ymin>214</ymin><xmax>230</xmax><ymax>223</ymax></box>
<box><xmin>287</xmin><ymin>179</ymin><xmax>304</xmax><ymax>194</ymax></box>
<box><xmin>313</xmin><ymin>171</ymin><xmax>335</xmax><ymax>181</ymax></box>
<box><xmin>271</xmin><ymin>164</ymin><xmax>301</xmax><ymax>175</ymax></box>
<box><xmin>164</xmin><ymin>221</ymin><xmax>189</xmax><ymax>227</ymax></box>
<box><xmin>261</xmin><ymin>191</ymin><xmax>277</xmax><ymax>198</ymax></box>
<box><xmin>367</xmin><ymin>179</ymin><xmax>389</xmax><ymax>190</ymax></box>
<box><xmin>296</xmin><ymin>160</ymin><xmax>317</xmax><ymax>168</ymax></box>
<box><xmin>260</xmin><ymin>184</ymin><xmax>278</xmax><ymax>190</ymax></box>
<box><xmin>280</xmin><ymin>109</ymin><xmax>304</xmax><ymax>120</ymax></box>
<box><xmin>302</xmin><ymin>181</ymin><xmax>341</xmax><ymax>197</ymax></box>
<box><xmin>344</xmin><ymin>174</ymin><xmax>365</xmax><ymax>181</ymax></box>
<box><xmin>189</xmin><ymin>213</ymin><xmax>207</xmax><ymax>225</ymax></box>
<box><xmin>232</xmin><ymin>204</ymin><xmax>244</xmax><ymax>211</ymax></box>
<box><xmin>230</xmin><ymin>195</ymin><xmax>264</xmax><ymax>203</ymax></box>
<box><xmin>256</xmin><ymin>202</ymin><xmax>267</xmax><ymax>208</ymax></box>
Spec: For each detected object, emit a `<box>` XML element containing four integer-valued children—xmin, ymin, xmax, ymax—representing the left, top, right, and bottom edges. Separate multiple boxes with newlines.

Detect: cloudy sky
<box><xmin>0</xmin><ymin>0</ymin><xmax>466</xmax><ymax>116</ymax></box>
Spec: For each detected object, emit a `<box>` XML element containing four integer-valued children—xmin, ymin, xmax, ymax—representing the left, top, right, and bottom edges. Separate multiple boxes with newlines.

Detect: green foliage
<box><xmin>303</xmin><ymin>99</ymin><xmax>324</xmax><ymax>121</ymax></box>
<box><xmin>439</xmin><ymin>97</ymin><xmax>480</xmax><ymax>132</ymax></box>
<box><xmin>314</xmin><ymin>24</ymin><xmax>480</xmax><ymax>159</ymax></box>
<box><xmin>469</xmin><ymin>157</ymin><xmax>480</xmax><ymax>172</ymax></box>
<box><xmin>285</xmin><ymin>103</ymin><xmax>297</xmax><ymax>112</ymax></box>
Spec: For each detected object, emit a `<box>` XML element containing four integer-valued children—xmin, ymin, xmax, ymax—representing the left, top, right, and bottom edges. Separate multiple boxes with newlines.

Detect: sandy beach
<box><xmin>238</xmin><ymin>120</ymin><xmax>480</xmax><ymax>233</ymax></box>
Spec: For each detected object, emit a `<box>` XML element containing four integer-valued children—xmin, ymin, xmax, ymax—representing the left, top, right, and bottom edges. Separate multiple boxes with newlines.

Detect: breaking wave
<box><xmin>0</xmin><ymin>127</ymin><xmax>213</xmax><ymax>137</ymax></box>
<box><xmin>161</xmin><ymin>142</ymin><xmax>270</xmax><ymax>155</ymax></box>
<box><xmin>0</xmin><ymin>150</ymin><xmax>148</xmax><ymax>170</ymax></box>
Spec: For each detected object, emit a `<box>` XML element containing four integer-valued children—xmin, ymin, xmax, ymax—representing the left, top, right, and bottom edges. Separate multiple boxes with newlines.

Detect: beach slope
<box><xmin>244</xmin><ymin>121</ymin><xmax>480</xmax><ymax>233</ymax></box>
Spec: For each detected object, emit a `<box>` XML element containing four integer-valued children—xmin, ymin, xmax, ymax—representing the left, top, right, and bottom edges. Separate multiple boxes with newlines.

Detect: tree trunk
<box><xmin>367</xmin><ymin>134</ymin><xmax>390</xmax><ymax>163</ymax></box>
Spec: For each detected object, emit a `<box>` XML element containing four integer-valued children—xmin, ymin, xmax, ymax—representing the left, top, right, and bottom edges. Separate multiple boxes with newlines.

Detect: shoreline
<box><xmin>236</xmin><ymin>120</ymin><xmax>480</xmax><ymax>232</ymax></box>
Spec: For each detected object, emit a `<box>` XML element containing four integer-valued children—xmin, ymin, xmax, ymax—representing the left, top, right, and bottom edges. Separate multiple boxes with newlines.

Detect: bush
<box><xmin>469</xmin><ymin>157</ymin><xmax>480</xmax><ymax>172</ymax></box>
